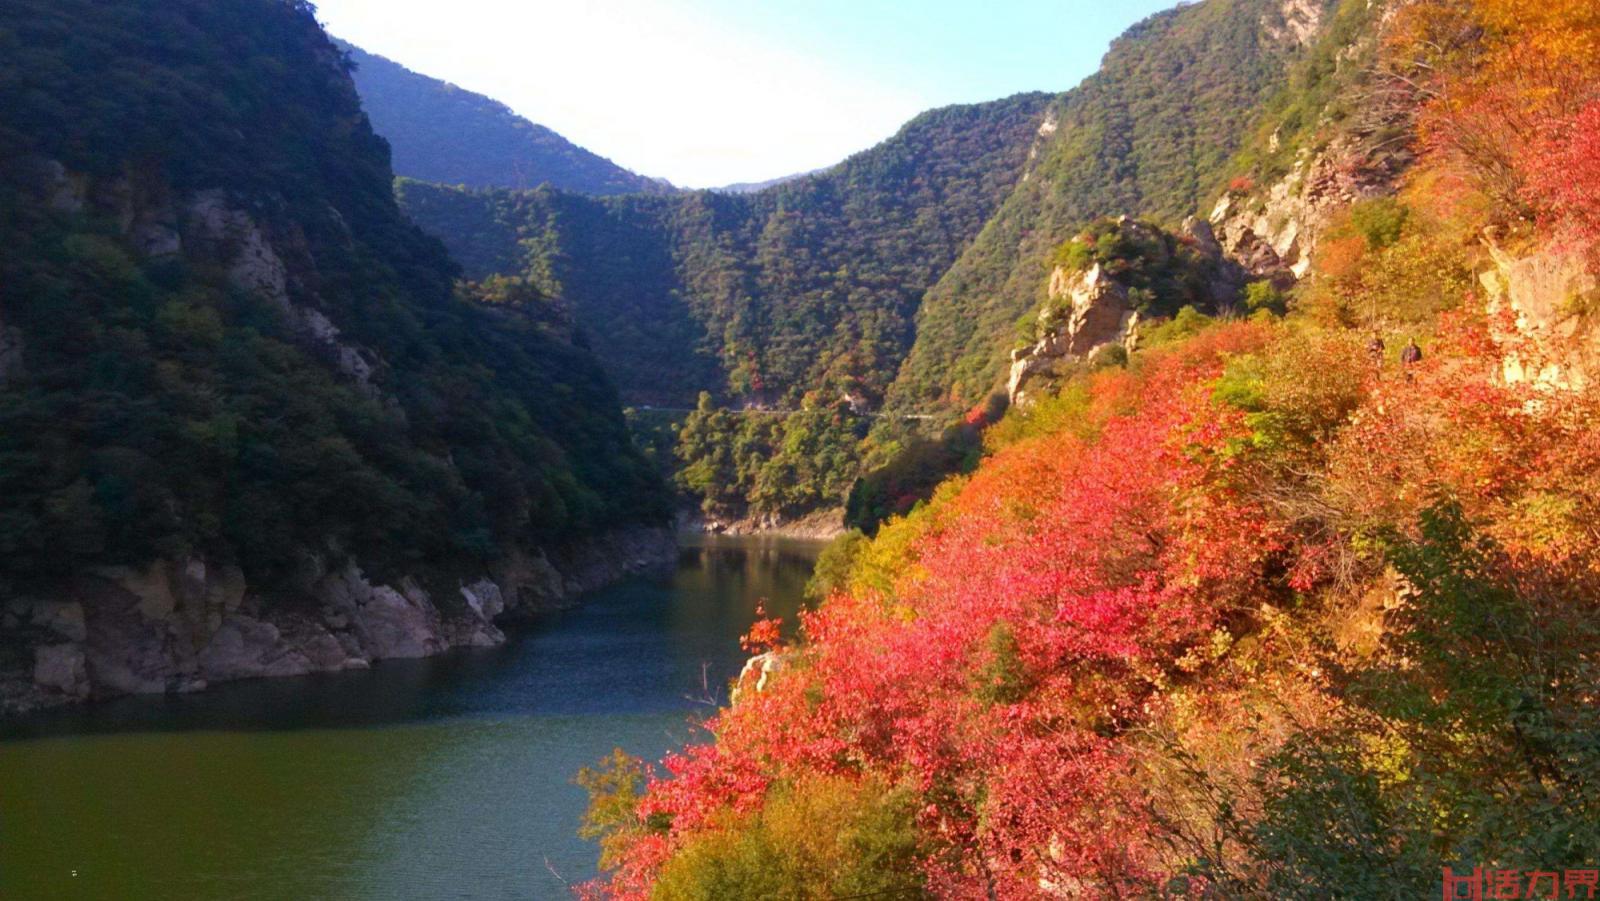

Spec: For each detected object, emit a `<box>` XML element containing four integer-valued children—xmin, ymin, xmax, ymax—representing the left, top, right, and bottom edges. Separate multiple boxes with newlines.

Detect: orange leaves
<box><xmin>594</xmin><ymin>294</ymin><xmax>1600</xmax><ymax>896</ymax></box>
<box><xmin>1315</xmin><ymin>234</ymin><xmax>1368</xmax><ymax>282</ymax></box>
<box><xmin>590</xmin><ymin>325</ymin><xmax>1298</xmax><ymax>894</ymax></box>
<box><xmin>1472</xmin><ymin>0</ymin><xmax>1600</xmax><ymax>61</ymax></box>
<box><xmin>737</xmin><ymin>601</ymin><xmax>782</xmax><ymax>654</ymax></box>
<box><xmin>1402</xmin><ymin>0</ymin><xmax>1600</xmax><ymax>217</ymax></box>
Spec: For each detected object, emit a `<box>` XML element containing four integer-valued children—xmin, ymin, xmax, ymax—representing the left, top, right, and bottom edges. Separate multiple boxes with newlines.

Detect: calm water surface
<box><xmin>0</xmin><ymin>535</ymin><xmax>821</xmax><ymax>900</ymax></box>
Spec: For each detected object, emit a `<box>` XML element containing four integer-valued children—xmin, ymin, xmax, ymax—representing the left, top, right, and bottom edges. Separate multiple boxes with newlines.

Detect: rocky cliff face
<box><xmin>1210</xmin><ymin>0</ymin><xmax>1418</xmax><ymax>288</ymax></box>
<box><xmin>41</xmin><ymin>158</ymin><xmax>383</xmax><ymax>391</ymax></box>
<box><xmin>3</xmin><ymin>158</ymin><xmax>680</xmax><ymax>715</ymax></box>
<box><xmin>1481</xmin><ymin>240</ymin><xmax>1600</xmax><ymax>391</ymax></box>
<box><xmin>1007</xmin><ymin>218</ymin><xmax>1244</xmax><ymax>407</ymax></box>
<box><xmin>1008</xmin><ymin>264</ymin><xmax>1141</xmax><ymax>407</ymax></box>
<box><xmin>1210</xmin><ymin>131</ymin><xmax>1408</xmax><ymax>287</ymax></box>
<box><xmin>687</xmin><ymin>508</ymin><xmax>847</xmax><ymax>540</ymax></box>
<box><xmin>0</xmin><ymin>525</ymin><xmax>675</xmax><ymax>714</ymax></box>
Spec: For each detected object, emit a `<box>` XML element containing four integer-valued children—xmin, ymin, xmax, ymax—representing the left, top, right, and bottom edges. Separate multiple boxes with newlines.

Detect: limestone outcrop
<box><xmin>0</xmin><ymin>525</ymin><xmax>675</xmax><ymax>714</ymax></box>
<box><xmin>1209</xmin><ymin>133</ymin><xmax>1403</xmax><ymax>287</ymax></box>
<box><xmin>185</xmin><ymin>188</ymin><xmax>379</xmax><ymax>387</ymax></box>
<box><xmin>1007</xmin><ymin>263</ymin><xmax>1140</xmax><ymax>407</ymax></box>
<box><xmin>28</xmin><ymin>159</ymin><xmax>383</xmax><ymax>391</ymax></box>
<box><xmin>1481</xmin><ymin>240</ymin><xmax>1600</xmax><ymax>391</ymax></box>
<box><xmin>731</xmin><ymin>651</ymin><xmax>787</xmax><ymax>704</ymax></box>
<box><xmin>690</xmin><ymin>507</ymin><xmax>847</xmax><ymax>540</ymax></box>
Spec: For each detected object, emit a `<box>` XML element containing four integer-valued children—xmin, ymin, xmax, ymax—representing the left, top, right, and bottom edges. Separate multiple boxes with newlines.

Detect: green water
<box><xmin>0</xmin><ymin>535</ymin><xmax>822</xmax><ymax>900</ymax></box>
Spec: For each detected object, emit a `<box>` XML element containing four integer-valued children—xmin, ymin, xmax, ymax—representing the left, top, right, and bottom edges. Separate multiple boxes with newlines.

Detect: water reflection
<box><xmin>0</xmin><ymin>535</ymin><xmax>823</xmax><ymax>900</ymax></box>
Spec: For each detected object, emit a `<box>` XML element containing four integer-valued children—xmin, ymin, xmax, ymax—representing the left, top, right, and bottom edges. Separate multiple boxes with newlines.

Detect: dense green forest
<box><xmin>385</xmin><ymin>0</ymin><xmax>1341</xmax><ymax>519</ymax></box>
<box><xmin>0</xmin><ymin>0</ymin><xmax>667</xmax><ymax>591</ymax></box>
<box><xmin>398</xmin><ymin>93</ymin><xmax>1053</xmax><ymax>408</ymax></box>
<box><xmin>338</xmin><ymin>42</ymin><xmax>671</xmax><ymax>196</ymax></box>
<box><xmin>673</xmin><ymin>394</ymin><xmax>867</xmax><ymax>521</ymax></box>
<box><xmin>886</xmin><ymin>0</ymin><xmax>1341</xmax><ymax>411</ymax></box>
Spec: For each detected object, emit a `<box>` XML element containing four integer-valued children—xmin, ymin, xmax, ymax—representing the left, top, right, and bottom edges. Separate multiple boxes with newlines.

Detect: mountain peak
<box><xmin>336</xmin><ymin>40</ymin><xmax>674</xmax><ymax>196</ymax></box>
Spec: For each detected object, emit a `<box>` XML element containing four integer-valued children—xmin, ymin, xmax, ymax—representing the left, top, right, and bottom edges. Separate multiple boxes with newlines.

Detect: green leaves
<box><xmin>0</xmin><ymin>0</ymin><xmax>670</xmax><ymax>587</ymax></box>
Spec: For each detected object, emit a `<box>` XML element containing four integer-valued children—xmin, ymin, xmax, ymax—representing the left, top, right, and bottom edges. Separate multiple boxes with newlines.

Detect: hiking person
<box><xmin>1400</xmin><ymin>338</ymin><xmax>1422</xmax><ymax>381</ymax></box>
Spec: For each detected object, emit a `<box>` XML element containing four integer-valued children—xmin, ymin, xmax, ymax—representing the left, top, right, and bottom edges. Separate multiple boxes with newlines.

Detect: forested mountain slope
<box><xmin>0</xmin><ymin>0</ymin><xmax>668</xmax><ymax>710</ymax></box>
<box><xmin>579</xmin><ymin>1</ymin><xmax>1600</xmax><ymax>894</ymax></box>
<box><xmin>887</xmin><ymin>0</ymin><xmax>1342</xmax><ymax>410</ymax></box>
<box><xmin>398</xmin><ymin>0</ymin><xmax>1352</xmax><ymax>525</ymax></box>
<box><xmin>400</xmin><ymin>93</ymin><xmax>1054</xmax><ymax>407</ymax></box>
<box><xmin>339</xmin><ymin>41</ymin><xmax>671</xmax><ymax>196</ymax></box>
<box><xmin>399</xmin><ymin>0</ymin><xmax>1346</xmax><ymax>415</ymax></box>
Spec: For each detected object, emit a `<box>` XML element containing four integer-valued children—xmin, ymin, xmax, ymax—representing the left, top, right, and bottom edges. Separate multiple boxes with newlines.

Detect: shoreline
<box><xmin>677</xmin><ymin>508</ymin><xmax>848</xmax><ymax>542</ymax></box>
<box><xmin>0</xmin><ymin>524</ymin><xmax>677</xmax><ymax>717</ymax></box>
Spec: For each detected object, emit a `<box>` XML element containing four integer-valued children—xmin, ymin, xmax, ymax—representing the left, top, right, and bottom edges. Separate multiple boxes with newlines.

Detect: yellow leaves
<box><xmin>1175</xmin><ymin>627</ymin><xmax>1237</xmax><ymax>674</ymax></box>
<box><xmin>1495</xmin><ymin>490</ymin><xmax>1586</xmax><ymax>557</ymax></box>
<box><xmin>1473</xmin><ymin>0</ymin><xmax>1600</xmax><ymax>62</ymax></box>
<box><xmin>1356</xmin><ymin>730</ymin><xmax>1415</xmax><ymax>791</ymax></box>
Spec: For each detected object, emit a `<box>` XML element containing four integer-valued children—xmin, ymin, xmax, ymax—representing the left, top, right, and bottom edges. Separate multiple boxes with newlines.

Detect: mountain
<box><xmin>886</xmin><ymin>0</ymin><xmax>1343</xmax><ymax>411</ymax></box>
<box><xmin>399</xmin><ymin>93</ymin><xmax>1055</xmax><ymax>408</ymax></box>
<box><xmin>711</xmin><ymin>171</ymin><xmax>816</xmax><ymax>194</ymax></box>
<box><xmin>0</xmin><ymin>0</ymin><xmax>670</xmax><ymax>711</ymax></box>
<box><xmin>581</xmin><ymin>1</ymin><xmax>1600</xmax><ymax>894</ymax></box>
<box><xmin>398</xmin><ymin>0</ymin><xmax>1347</xmax><ymax>411</ymax></box>
<box><xmin>397</xmin><ymin>0</ymin><xmax>1347</xmax><ymax>525</ymax></box>
<box><xmin>337</xmin><ymin>41</ymin><xmax>672</xmax><ymax>196</ymax></box>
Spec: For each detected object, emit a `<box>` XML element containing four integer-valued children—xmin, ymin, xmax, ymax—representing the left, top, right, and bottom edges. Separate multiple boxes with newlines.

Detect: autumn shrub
<box><xmin>1140</xmin><ymin>305</ymin><xmax>1215</xmax><ymax>346</ymax></box>
<box><xmin>1251</xmin><ymin>504</ymin><xmax>1600</xmax><ymax>894</ymax></box>
<box><xmin>1347</xmin><ymin>196</ymin><xmax>1410</xmax><ymax>249</ymax></box>
<box><xmin>1244</xmin><ymin>280</ymin><xmax>1287</xmax><ymax>316</ymax></box>
<box><xmin>1302</xmin><ymin>226</ymin><xmax>1473</xmax><ymax>327</ymax></box>
<box><xmin>580</xmin><ymin>6</ymin><xmax>1600</xmax><ymax>893</ymax></box>
<box><xmin>1523</xmin><ymin>100</ymin><xmax>1600</xmax><ymax>266</ymax></box>
<box><xmin>588</xmin><ymin>300</ymin><xmax>1600</xmax><ymax>898</ymax></box>
<box><xmin>578</xmin><ymin>749</ymin><xmax>658</xmax><ymax>874</ymax></box>
<box><xmin>649</xmin><ymin>775</ymin><xmax>927</xmax><ymax>901</ymax></box>
<box><xmin>804</xmin><ymin>529</ymin><xmax>868</xmax><ymax>602</ymax></box>
<box><xmin>1404</xmin><ymin>0</ymin><xmax>1600</xmax><ymax>218</ymax></box>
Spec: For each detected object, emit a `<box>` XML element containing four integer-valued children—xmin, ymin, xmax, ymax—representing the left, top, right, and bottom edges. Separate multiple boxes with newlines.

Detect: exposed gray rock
<box><xmin>185</xmin><ymin>189</ymin><xmax>379</xmax><ymax>387</ymax></box>
<box><xmin>1481</xmin><ymin>240</ymin><xmax>1600</xmax><ymax>391</ymax></box>
<box><xmin>1211</xmin><ymin>112</ymin><xmax>1412</xmax><ymax>288</ymax></box>
<box><xmin>1008</xmin><ymin>263</ymin><xmax>1139</xmax><ymax>407</ymax></box>
<box><xmin>0</xmin><ymin>525</ymin><xmax>676</xmax><ymax>714</ymax></box>
<box><xmin>34</xmin><ymin>644</ymin><xmax>90</xmax><ymax>699</ymax></box>
<box><xmin>1182</xmin><ymin>216</ymin><xmax>1223</xmax><ymax>258</ymax></box>
<box><xmin>688</xmin><ymin>508</ymin><xmax>847</xmax><ymax>540</ymax></box>
<box><xmin>43</xmin><ymin>159</ymin><xmax>87</xmax><ymax>214</ymax></box>
<box><xmin>731</xmin><ymin>651</ymin><xmax>787</xmax><ymax>703</ymax></box>
<box><xmin>188</xmin><ymin>190</ymin><xmax>292</xmax><ymax>309</ymax></box>
<box><xmin>81</xmin><ymin>579</ymin><xmax>182</xmax><ymax>696</ymax></box>
<box><xmin>1264</xmin><ymin>0</ymin><xmax>1325</xmax><ymax>47</ymax></box>
<box><xmin>197</xmin><ymin>615</ymin><xmax>307</xmax><ymax>682</ymax></box>
<box><xmin>30</xmin><ymin>600</ymin><xmax>87</xmax><ymax>643</ymax></box>
<box><xmin>461</xmin><ymin>579</ymin><xmax>506</xmax><ymax>620</ymax></box>
<box><xmin>316</xmin><ymin>566</ymin><xmax>442</xmax><ymax>660</ymax></box>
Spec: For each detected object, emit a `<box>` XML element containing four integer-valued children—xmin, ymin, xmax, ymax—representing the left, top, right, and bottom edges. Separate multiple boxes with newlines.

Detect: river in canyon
<box><xmin>0</xmin><ymin>535</ymin><xmax>822</xmax><ymax>900</ymax></box>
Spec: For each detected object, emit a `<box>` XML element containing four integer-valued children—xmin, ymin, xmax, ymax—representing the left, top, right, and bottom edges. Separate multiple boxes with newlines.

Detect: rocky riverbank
<box><xmin>679</xmin><ymin>508</ymin><xmax>846</xmax><ymax>541</ymax></box>
<box><xmin>0</xmin><ymin>526</ymin><xmax>675</xmax><ymax>715</ymax></box>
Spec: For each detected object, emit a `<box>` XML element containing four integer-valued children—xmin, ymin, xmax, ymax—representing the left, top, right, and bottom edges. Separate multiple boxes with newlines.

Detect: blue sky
<box><xmin>311</xmin><ymin>0</ymin><xmax>1179</xmax><ymax>188</ymax></box>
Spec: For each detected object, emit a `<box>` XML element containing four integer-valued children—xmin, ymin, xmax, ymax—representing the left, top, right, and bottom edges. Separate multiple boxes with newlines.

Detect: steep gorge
<box><xmin>398</xmin><ymin>93</ymin><xmax>1054</xmax><ymax>408</ymax></box>
<box><xmin>0</xmin><ymin>0</ymin><xmax>671</xmax><ymax>712</ymax></box>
